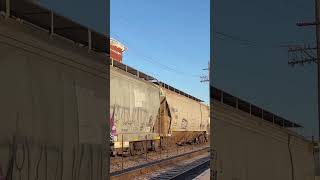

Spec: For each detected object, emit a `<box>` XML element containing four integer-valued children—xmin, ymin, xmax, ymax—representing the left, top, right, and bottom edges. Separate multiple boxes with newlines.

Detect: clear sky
<box><xmin>111</xmin><ymin>0</ymin><xmax>210</xmax><ymax>104</ymax></box>
<box><xmin>211</xmin><ymin>0</ymin><xmax>317</xmax><ymax>138</ymax></box>
<box><xmin>37</xmin><ymin>0</ymin><xmax>209</xmax><ymax>101</ymax></box>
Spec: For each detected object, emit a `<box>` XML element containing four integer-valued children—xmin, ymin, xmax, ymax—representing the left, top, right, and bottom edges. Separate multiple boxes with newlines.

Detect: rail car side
<box><xmin>110</xmin><ymin>65</ymin><xmax>210</xmax><ymax>156</ymax></box>
<box><xmin>162</xmin><ymin>89</ymin><xmax>209</xmax><ymax>145</ymax></box>
<box><xmin>0</xmin><ymin>17</ymin><xmax>108</xmax><ymax>179</ymax></box>
<box><xmin>110</xmin><ymin>67</ymin><xmax>161</xmax><ymax>155</ymax></box>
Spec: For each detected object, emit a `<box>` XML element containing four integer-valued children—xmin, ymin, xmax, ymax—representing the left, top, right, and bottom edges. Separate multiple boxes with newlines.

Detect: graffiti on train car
<box><xmin>181</xmin><ymin>118</ymin><xmax>188</xmax><ymax>129</ymax></box>
<box><xmin>111</xmin><ymin>104</ymin><xmax>155</xmax><ymax>133</ymax></box>
<box><xmin>110</xmin><ymin>109</ymin><xmax>117</xmax><ymax>138</ymax></box>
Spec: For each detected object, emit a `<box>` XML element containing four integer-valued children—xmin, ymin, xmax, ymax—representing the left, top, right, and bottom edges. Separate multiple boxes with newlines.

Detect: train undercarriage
<box><xmin>111</xmin><ymin>132</ymin><xmax>208</xmax><ymax>157</ymax></box>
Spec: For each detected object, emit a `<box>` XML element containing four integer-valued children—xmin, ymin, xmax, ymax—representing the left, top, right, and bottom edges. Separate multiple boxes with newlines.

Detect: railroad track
<box><xmin>110</xmin><ymin>146</ymin><xmax>209</xmax><ymax>180</ymax></box>
<box><xmin>111</xmin><ymin>143</ymin><xmax>210</xmax><ymax>172</ymax></box>
<box><xmin>149</xmin><ymin>156</ymin><xmax>209</xmax><ymax>180</ymax></box>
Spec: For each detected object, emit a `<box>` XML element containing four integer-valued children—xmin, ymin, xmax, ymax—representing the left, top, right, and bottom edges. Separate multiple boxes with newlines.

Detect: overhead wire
<box><xmin>114</xmin><ymin>15</ymin><xmax>307</xmax><ymax>53</ymax></box>
<box><xmin>111</xmin><ymin>15</ymin><xmax>206</xmax><ymax>79</ymax></box>
<box><xmin>215</xmin><ymin>31</ymin><xmax>260</xmax><ymax>47</ymax></box>
<box><xmin>214</xmin><ymin>30</ymin><xmax>315</xmax><ymax>49</ymax></box>
<box><xmin>112</xmin><ymin>16</ymin><xmax>314</xmax><ymax>81</ymax></box>
<box><xmin>111</xmin><ymin>33</ymin><xmax>202</xmax><ymax>79</ymax></box>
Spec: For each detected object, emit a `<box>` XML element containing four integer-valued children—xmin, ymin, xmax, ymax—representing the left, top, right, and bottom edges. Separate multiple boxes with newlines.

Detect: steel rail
<box><xmin>155</xmin><ymin>156</ymin><xmax>210</xmax><ymax>180</ymax></box>
<box><xmin>110</xmin><ymin>146</ymin><xmax>209</xmax><ymax>178</ymax></box>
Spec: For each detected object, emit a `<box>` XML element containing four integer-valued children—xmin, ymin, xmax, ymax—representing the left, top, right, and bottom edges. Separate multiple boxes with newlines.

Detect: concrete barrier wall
<box><xmin>0</xmin><ymin>17</ymin><xmax>108</xmax><ymax>179</ymax></box>
<box><xmin>211</xmin><ymin>100</ymin><xmax>315</xmax><ymax>180</ymax></box>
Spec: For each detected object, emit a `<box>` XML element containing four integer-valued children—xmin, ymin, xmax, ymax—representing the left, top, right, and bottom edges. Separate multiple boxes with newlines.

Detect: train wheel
<box><xmin>160</xmin><ymin>137</ymin><xmax>166</xmax><ymax>150</ymax></box>
<box><xmin>135</xmin><ymin>141</ymin><xmax>144</xmax><ymax>155</ymax></box>
<box><xmin>130</xmin><ymin>143</ymin><xmax>135</xmax><ymax>156</ymax></box>
<box><xmin>153</xmin><ymin>140</ymin><xmax>160</xmax><ymax>152</ymax></box>
<box><xmin>142</xmin><ymin>141</ymin><xmax>146</xmax><ymax>154</ymax></box>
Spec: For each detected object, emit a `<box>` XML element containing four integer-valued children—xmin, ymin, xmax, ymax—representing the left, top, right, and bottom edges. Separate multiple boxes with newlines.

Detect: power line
<box><xmin>200</xmin><ymin>61</ymin><xmax>210</xmax><ymax>83</ymax></box>
<box><xmin>215</xmin><ymin>30</ymin><xmax>314</xmax><ymax>49</ymax></box>
<box><xmin>215</xmin><ymin>31</ymin><xmax>259</xmax><ymax>46</ymax></box>
<box><xmin>286</xmin><ymin>0</ymin><xmax>320</xmax><ymax>143</ymax></box>
<box><xmin>115</xmin><ymin>12</ymin><xmax>309</xmax><ymax>49</ymax></box>
<box><xmin>111</xmin><ymin>33</ymin><xmax>202</xmax><ymax>78</ymax></box>
<box><xmin>112</xmin><ymin>15</ymin><xmax>207</xmax><ymax>78</ymax></box>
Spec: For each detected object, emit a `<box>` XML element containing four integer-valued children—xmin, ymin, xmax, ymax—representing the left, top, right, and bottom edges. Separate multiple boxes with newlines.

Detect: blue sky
<box><xmin>211</xmin><ymin>0</ymin><xmax>317</xmax><ymax>138</ymax></box>
<box><xmin>38</xmin><ymin>0</ymin><xmax>209</xmax><ymax>102</ymax></box>
<box><xmin>111</xmin><ymin>0</ymin><xmax>210</xmax><ymax>104</ymax></box>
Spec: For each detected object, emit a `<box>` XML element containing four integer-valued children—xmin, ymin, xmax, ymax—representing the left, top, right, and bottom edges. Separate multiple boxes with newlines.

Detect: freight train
<box><xmin>110</xmin><ymin>60</ymin><xmax>210</xmax><ymax>156</ymax></box>
<box><xmin>0</xmin><ymin>1</ymin><xmax>109</xmax><ymax>179</ymax></box>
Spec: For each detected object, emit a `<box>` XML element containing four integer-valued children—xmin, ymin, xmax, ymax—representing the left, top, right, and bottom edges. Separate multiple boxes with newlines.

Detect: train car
<box><xmin>0</xmin><ymin>1</ymin><xmax>109</xmax><ymax>179</ymax></box>
<box><xmin>110</xmin><ymin>66</ymin><xmax>161</xmax><ymax>155</ymax></box>
<box><xmin>161</xmin><ymin>88</ymin><xmax>209</xmax><ymax>145</ymax></box>
<box><xmin>110</xmin><ymin>61</ymin><xmax>210</xmax><ymax>156</ymax></box>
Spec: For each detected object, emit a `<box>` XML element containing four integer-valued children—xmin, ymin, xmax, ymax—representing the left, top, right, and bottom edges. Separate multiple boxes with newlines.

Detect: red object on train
<box><xmin>110</xmin><ymin>38</ymin><xmax>127</xmax><ymax>63</ymax></box>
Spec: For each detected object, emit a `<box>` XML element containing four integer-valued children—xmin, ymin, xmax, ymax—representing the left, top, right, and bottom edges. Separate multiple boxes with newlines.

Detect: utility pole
<box><xmin>200</xmin><ymin>59</ymin><xmax>215</xmax><ymax>179</ymax></box>
<box><xmin>210</xmin><ymin>0</ymin><xmax>216</xmax><ymax>179</ymax></box>
<box><xmin>316</xmin><ymin>0</ymin><xmax>320</xmax><ymax>141</ymax></box>
<box><xmin>288</xmin><ymin>0</ymin><xmax>320</xmax><ymax>176</ymax></box>
<box><xmin>288</xmin><ymin>0</ymin><xmax>320</xmax><ymax>140</ymax></box>
<box><xmin>200</xmin><ymin>61</ymin><xmax>210</xmax><ymax>83</ymax></box>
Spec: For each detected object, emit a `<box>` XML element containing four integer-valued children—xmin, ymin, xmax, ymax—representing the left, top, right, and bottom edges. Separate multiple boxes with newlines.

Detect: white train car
<box><xmin>110</xmin><ymin>61</ymin><xmax>210</xmax><ymax>155</ymax></box>
<box><xmin>110</xmin><ymin>65</ymin><xmax>161</xmax><ymax>155</ymax></box>
<box><xmin>210</xmin><ymin>87</ymin><xmax>314</xmax><ymax>180</ymax></box>
<box><xmin>162</xmin><ymin>88</ymin><xmax>209</xmax><ymax>145</ymax></box>
<box><xmin>0</xmin><ymin>1</ymin><xmax>109</xmax><ymax>179</ymax></box>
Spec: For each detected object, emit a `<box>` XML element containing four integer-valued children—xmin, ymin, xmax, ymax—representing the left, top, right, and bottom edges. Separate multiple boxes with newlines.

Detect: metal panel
<box><xmin>211</xmin><ymin>100</ymin><xmax>315</xmax><ymax>180</ymax></box>
<box><xmin>211</xmin><ymin>86</ymin><xmax>302</xmax><ymax>128</ymax></box>
<box><xmin>0</xmin><ymin>16</ymin><xmax>108</xmax><ymax>180</ymax></box>
<box><xmin>164</xmin><ymin>89</ymin><xmax>209</xmax><ymax>132</ymax></box>
<box><xmin>110</xmin><ymin>67</ymin><xmax>160</xmax><ymax>143</ymax></box>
